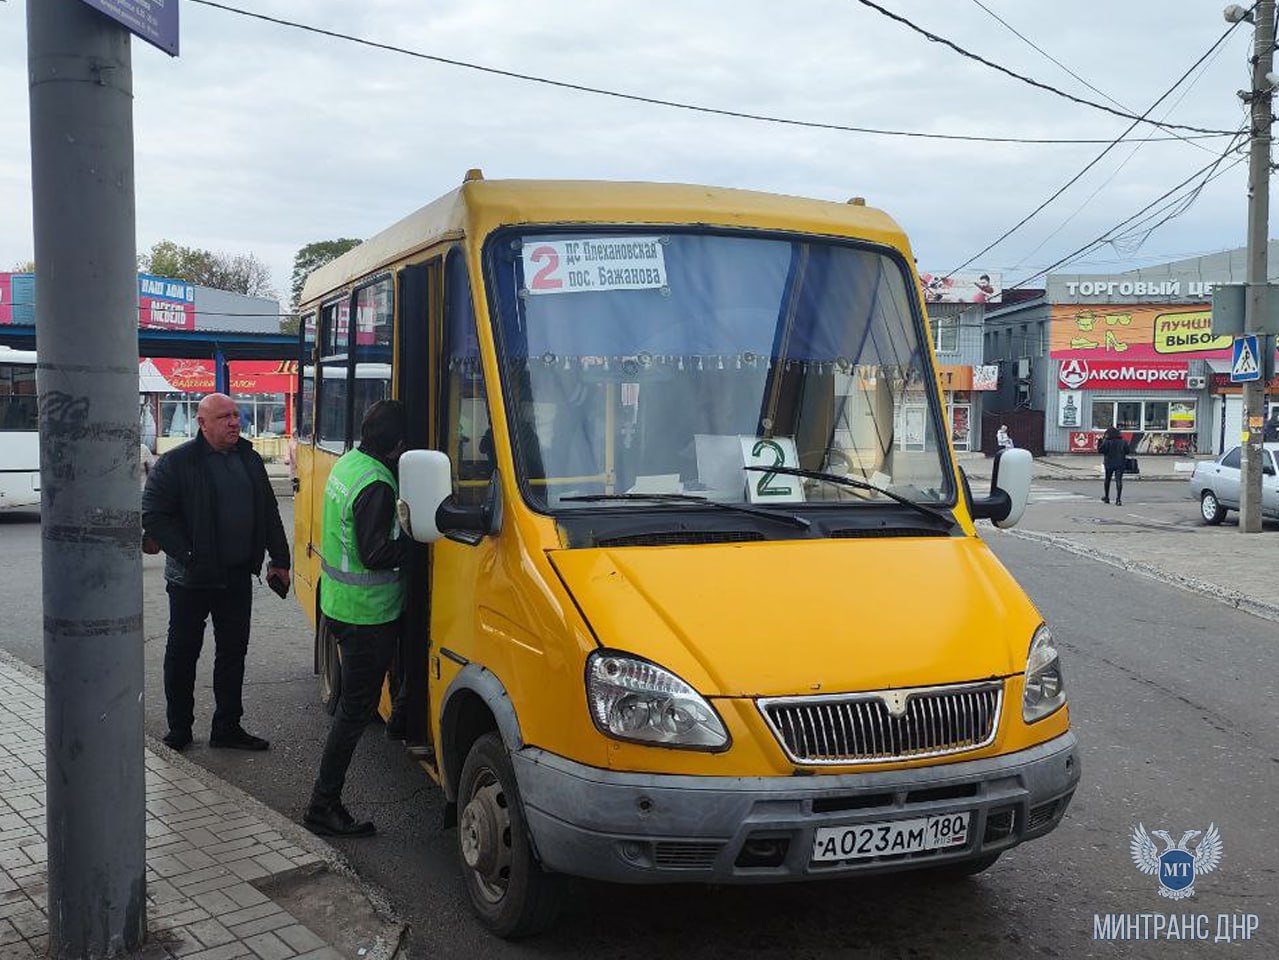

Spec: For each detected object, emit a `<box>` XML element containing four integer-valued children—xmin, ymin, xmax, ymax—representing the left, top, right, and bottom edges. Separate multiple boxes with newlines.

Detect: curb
<box><xmin>0</xmin><ymin>648</ymin><xmax>409</xmax><ymax>960</ymax></box>
<box><xmin>150</xmin><ymin>742</ymin><xmax>409</xmax><ymax>960</ymax></box>
<box><xmin>995</xmin><ymin>527</ymin><xmax>1279</xmax><ymax>625</ymax></box>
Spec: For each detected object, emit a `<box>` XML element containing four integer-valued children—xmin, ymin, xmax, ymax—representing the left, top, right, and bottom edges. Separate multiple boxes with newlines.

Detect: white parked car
<box><xmin>1188</xmin><ymin>443</ymin><xmax>1279</xmax><ymax>524</ymax></box>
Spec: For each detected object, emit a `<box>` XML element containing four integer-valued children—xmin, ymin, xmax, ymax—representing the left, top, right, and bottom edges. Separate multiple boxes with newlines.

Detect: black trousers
<box><xmin>311</xmin><ymin>617</ymin><xmax>399</xmax><ymax>807</ymax></box>
<box><xmin>1104</xmin><ymin>466</ymin><xmax>1125</xmax><ymax>500</ymax></box>
<box><xmin>164</xmin><ymin>572</ymin><xmax>253</xmax><ymax>737</ymax></box>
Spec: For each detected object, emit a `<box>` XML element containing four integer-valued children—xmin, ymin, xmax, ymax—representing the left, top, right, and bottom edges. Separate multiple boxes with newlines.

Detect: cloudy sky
<box><xmin>0</xmin><ymin>0</ymin><xmax>1262</xmax><ymax>306</ymax></box>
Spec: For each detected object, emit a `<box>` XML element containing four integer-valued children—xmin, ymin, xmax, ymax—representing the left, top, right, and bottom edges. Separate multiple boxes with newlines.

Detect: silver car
<box><xmin>1188</xmin><ymin>442</ymin><xmax>1279</xmax><ymax>524</ymax></box>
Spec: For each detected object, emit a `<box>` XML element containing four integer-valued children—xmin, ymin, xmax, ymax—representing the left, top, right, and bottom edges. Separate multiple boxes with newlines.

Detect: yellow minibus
<box><xmin>293</xmin><ymin>173</ymin><xmax>1078</xmax><ymax>937</ymax></box>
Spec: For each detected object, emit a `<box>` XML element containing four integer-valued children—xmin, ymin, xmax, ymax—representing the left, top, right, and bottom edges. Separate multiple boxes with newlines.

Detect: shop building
<box><xmin>1</xmin><ymin>270</ymin><xmax>292</xmax><ymax>458</ymax></box>
<box><xmin>984</xmin><ymin>246</ymin><xmax>1279</xmax><ymax>456</ymax></box>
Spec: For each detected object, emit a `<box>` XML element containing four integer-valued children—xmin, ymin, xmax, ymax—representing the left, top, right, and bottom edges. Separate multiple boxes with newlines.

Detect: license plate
<box><xmin>812</xmin><ymin>812</ymin><xmax>970</xmax><ymax>862</ymax></box>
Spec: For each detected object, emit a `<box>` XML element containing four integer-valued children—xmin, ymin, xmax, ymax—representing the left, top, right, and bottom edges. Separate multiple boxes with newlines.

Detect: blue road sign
<box><xmin>1231</xmin><ymin>334</ymin><xmax>1262</xmax><ymax>383</ymax></box>
<box><xmin>80</xmin><ymin>0</ymin><xmax>179</xmax><ymax>57</ymax></box>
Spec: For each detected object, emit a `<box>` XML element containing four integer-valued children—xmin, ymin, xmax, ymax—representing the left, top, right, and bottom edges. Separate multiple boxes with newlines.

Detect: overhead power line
<box><xmin>187</xmin><ymin>0</ymin><xmax>1231</xmax><ymax>146</ymax></box>
<box><xmin>948</xmin><ymin>21</ymin><xmax>1246</xmax><ymax>276</ymax></box>
<box><xmin>969</xmin><ymin>0</ymin><xmax>1125</xmax><ymax>111</ymax></box>
<box><xmin>1007</xmin><ymin>141</ymin><xmax>1248</xmax><ymax>290</ymax></box>
<box><xmin>850</xmin><ymin>0</ymin><xmax>1236</xmax><ymax>136</ymax></box>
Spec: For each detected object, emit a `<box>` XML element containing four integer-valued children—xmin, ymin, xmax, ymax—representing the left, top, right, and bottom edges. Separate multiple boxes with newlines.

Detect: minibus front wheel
<box><xmin>457</xmin><ymin>732</ymin><xmax>564</xmax><ymax>938</ymax></box>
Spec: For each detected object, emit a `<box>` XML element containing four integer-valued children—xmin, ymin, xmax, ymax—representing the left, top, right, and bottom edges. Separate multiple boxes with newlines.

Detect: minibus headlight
<box><xmin>586</xmin><ymin>652</ymin><xmax>729</xmax><ymax>750</ymax></box>
<box><xmin>1022</xmin><ymin>624</ymin><xmax>1066</xmax><ymax>723</ymax></box>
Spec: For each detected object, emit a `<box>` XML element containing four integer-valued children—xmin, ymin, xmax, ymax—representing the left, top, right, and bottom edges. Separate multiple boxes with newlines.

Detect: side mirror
<box><xmin>1264</xmin><ymin>465</ymin><xmax>1276</xmax><ymax>477</ymax></box>
<box><xmin>971</xmin><ymin>448</ymin><xmax>1033</xmax><ymax>528</ymax></box>
<box><xmin>397</xmin><ymin>450</ymin><xmax>453</xmax><ymax>543</ymax></box>
<box><xmin>396</xmin><ymin>449</ymin><xmax>494</xmax><ymax>543</ymax></box>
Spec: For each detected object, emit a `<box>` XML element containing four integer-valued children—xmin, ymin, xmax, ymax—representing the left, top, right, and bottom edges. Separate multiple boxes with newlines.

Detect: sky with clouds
<box><xmin>0</xmin><ymin>0</ymin><xmax>1264</xmax><ymax>307</ymax></box>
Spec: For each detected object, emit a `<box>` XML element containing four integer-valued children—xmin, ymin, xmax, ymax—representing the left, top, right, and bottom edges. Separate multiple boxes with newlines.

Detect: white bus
<box><xmin>0</xmin><ymin>346</ymin><xmax>39</xmax><ymax>511</ymax></box>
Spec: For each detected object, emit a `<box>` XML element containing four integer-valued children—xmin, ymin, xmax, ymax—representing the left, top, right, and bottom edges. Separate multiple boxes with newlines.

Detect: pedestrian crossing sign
<box><xmin>1231</xmin><ymin>334</ymin><xmax>1261</xmax><ymax>382</ymax></box>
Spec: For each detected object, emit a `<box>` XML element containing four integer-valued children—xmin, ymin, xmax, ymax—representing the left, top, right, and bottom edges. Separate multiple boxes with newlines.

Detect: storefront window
<box><xmin>231</xmin><ymin>392</ymin><xmax>288</xmax><ymax>437</ymax></box>
<box><xmin>1169</xmin><ymin>400</ymin><xmax>1196</xmax><ymax>431</ymax></box>
<box><xmin>1091</xmin><ymin>401</ymin><xmax>1114</xmax><ymax>431</ymax></box>
<box><xmin>1115</xmin><ymin>401</ymin><xmax>1142</xmax><ymax>431</ymax></box>
<box><xmin>161</xmin><ymin>394</ymin><xmax>197</xmax><ymax>437</ymax></box>
<box><xmin>1143</xmin><ymin>401</ymin><xmax>1169</xmax><ymax>431</ymax></box>
<box><xmin>1091</xmin><ymin>398</ymin><xmax>1197</xmax><ymax>434</ymax></box>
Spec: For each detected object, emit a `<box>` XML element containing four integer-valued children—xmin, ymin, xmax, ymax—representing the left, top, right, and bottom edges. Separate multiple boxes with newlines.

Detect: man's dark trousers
<box><xmin>312</xmin><ymin>618</ymin><xmax>399</xmax><ymax>806</ymax></box>
<box><xmin>164</xmin><ymin>571</ymin><xmax>253</xmax><ymax>737</ymax></box>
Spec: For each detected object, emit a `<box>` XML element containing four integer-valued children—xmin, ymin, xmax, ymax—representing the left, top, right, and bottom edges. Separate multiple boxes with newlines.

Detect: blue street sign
<box><xmin>1231</xmin><ymin>334</ymin><xmax>1262</xmax><ymax>383</ymax></box>
<box><xmin>80</xmin><ymin>0</ymin><xmax>179</xmax><ymax>57</ymax></box>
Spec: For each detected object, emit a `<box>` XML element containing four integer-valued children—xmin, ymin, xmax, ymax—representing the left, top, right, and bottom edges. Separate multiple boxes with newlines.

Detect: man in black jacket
<box><xmin>142</xmin><ymin>392</ymin><xmax>291</xmax><ymax>752</ymax></box>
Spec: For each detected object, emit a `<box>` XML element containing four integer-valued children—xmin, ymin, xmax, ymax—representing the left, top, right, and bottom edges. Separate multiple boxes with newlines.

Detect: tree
<box><xmin>138</xmin><ymin>240</ymin><xmax>277</xmax><ymax>300</ymax></box>
<box><xmin>10</xmin><ymin>260</ymin><xmax>35</xmax><ymax>273</ymax></box>
<box><xmin>290</xmin><ymin>238</ymin><xmax>362</xmax><ymax>316</ymax></box>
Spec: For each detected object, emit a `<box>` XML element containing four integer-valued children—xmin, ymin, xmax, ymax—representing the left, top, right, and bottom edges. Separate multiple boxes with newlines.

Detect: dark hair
<box><xmin>1103</xmin><ymin>426</ymin><xmax>1121</xmax><ymax>441</ymax></box>
<box><xmin>360</xmin><ymin>399</ymin><xmax>406</xmax><ymax>455</ymax></box>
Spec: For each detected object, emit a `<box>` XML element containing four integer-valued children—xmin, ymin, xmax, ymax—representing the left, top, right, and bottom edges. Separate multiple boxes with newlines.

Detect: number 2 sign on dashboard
<box><xmin>522</xmin><ymin>237</ymin><xmax>668</xmax><ymax>295</ymax></box>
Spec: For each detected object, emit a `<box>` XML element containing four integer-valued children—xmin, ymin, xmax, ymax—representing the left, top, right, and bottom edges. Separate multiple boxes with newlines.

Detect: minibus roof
<box><xmin>299</xmin><ymin>179</ymin><xmax>911</xmax><ymax>306</ymax></box>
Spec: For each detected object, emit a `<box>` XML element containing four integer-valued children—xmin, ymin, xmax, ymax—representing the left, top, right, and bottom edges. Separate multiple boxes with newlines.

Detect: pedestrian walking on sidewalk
<box><xmin>142</xmin><ymin>392</ymin><xmax>291</xmax><ymax>753</ymax></box>
<box><xmin>1098</xmin><ymin>426</ymin><xmax>1131</xmax><ymax>505</ymax></box>
<box><xmin>305</xmin><ymin>400</ymin><xmax>410</xmax><ymax>838</ymax></box>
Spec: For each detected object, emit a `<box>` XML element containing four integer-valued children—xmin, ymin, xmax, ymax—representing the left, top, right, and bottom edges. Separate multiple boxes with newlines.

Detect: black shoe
<box><xmin>1101</xmin><ymin>497</ymin><xmax>1109</xmax><ymax>503</ymax></box>
<box><xmin>162</xmin><ymin>729</ymin><xmax>192</xmax><ymax>751</ymax></box>
<box><xmin>209</xmin><ymin>726</ymin><xmax>269</xmax><ymax>751</ymax></box>
<box><xmin>1115</xmin><ymin>499</ymin><xmax>1122</xmax><ymax>506</ymax></box>
<box><xmin>303</xmin><ymin>801</ymin><xmax>375</xmax><ymax>838</ymax></box>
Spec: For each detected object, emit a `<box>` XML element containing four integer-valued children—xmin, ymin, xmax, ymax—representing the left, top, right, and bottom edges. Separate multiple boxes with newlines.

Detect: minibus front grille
<box><xmin>758</xmin><ymin>681</ymin><xmax>1003</xmax><ymax>765</ymax></box>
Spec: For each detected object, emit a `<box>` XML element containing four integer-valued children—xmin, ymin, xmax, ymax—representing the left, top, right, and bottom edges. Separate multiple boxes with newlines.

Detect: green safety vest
<box><xmin>319</xmin><ymin>448</ymin><xmax>404</xmax><ymax>625</ymax></box>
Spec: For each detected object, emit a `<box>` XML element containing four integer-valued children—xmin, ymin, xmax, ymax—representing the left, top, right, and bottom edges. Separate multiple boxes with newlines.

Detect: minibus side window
<box><xmin>353</xmin><ymin>277</ymin><xmax>394</xmax><ymax>426</ymax></box>
<box><xmin>317</xmin><ymin>298</ymin><xmax>350</xmax><ymax>451</ymax></box>
<box><xmin>298</xmin><ymin>312</ymin><xmax>316</xmax><ymax>442</ymax></box>
<box><xmin>440</xmin><ymin>249</ymin><xmax>494</xmax><ymax>506</ymax></box>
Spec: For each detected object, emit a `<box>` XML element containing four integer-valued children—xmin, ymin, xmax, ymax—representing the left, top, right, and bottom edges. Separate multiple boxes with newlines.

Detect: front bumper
<box><xmin>514</xmin><ymin>731</ymin><xmax>1079</xmax><ymax>883</ymax></box>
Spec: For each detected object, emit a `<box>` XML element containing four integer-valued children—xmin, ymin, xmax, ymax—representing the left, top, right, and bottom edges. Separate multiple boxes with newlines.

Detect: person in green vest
<box><xmin>304</xmin><ymin>399</ymin><xmax>410</xmax><ymax>837</ymax></box>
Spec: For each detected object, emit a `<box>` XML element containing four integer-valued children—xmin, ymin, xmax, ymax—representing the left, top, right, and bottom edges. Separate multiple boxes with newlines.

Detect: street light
<box><xmin>1224</xmin><ymin>4</ymin><xmax>1254</xmax><ymax>23</ymax></box>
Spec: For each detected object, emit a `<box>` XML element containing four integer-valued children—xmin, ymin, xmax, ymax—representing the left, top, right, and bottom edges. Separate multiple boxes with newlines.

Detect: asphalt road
<box><xmin>1</xmin><ymin>483</ymin><xmax>1275</xmax><ymax>958</ymax></box>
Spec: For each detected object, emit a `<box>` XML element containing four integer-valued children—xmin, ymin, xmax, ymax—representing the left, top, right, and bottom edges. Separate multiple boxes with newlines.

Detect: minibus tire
<box><xmin>457</xmin><ymin>732</ymin><xmax>564</xmax><ymax>938</ymax></box>
<box><xmin>318</xmin><ymin>615</ymin><xmax>341</xmax><ymax>716</ymax></box>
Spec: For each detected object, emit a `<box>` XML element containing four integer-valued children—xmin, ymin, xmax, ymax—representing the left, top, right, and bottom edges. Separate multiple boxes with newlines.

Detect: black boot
<box><xmin>304</xmin><ymin>801</ymin><xmax>375</xmax><ymax>838</ymax></box>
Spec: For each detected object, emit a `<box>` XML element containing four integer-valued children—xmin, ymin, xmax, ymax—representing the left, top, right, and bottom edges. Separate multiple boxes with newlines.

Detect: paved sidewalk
<box><xmin>958</xmin><ymin>451</ymin><xmax>1208</xmax><ymax>482</ymax></box>
<box><xmin>0</xmin><ymin>652</ymin><xmax>404</xmax><ymax>960</ymax></box>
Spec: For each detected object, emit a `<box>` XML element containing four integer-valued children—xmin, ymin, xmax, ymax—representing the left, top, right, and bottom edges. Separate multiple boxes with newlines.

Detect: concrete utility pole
<box><xmin>27</xmin><ymin>1</ymin><xmax>147</xmax><ymax>956</ymax></box>
<box><xmin>1240</xmin><ymin>0</ymin><xmax>1275</xmax><ymax>533</ymax></box>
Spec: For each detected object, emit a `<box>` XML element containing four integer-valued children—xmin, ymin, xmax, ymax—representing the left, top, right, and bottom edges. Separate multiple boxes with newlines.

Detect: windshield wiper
<box><xmin>559</xmin><ymin>493</ymin><xmax>811</xmax><ymax>529</ymax></box>
<box><xmin>742</xmin><ymin>465</ymin><xmax>954</xmax><ymax>527</ymax></box>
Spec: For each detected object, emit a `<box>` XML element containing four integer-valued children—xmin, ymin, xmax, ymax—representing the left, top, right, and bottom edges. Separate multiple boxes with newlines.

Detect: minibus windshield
<box><xmin>488</xmin><ymin>229</ymin><xmax>954</xmax><ymax>513</ymax></box>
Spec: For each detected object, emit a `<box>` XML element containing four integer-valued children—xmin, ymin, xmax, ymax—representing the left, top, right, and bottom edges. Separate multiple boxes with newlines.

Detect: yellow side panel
<box><xmin>292</xmin><ymin>443</ymin><xmax>340</xmax><ymax>631</ymax></box>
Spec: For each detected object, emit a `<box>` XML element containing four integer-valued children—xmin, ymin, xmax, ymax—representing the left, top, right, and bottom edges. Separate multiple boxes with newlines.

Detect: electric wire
<box><xmin>948</xmin><ymin>22</ymin><xmax>1246</xmax><ymax>277</ymax></box>
<box><xmin>1008</xmin><ymin>43</ymin><xmax>1239</xmax><ymax>271</ymax></box>
<box><xmin>850</xmin><ymin>0</ymin><xmax>1236</xmax><ymax>135</ymax></box>
<box><xmin>1007</xmin><ymin>144</ymin><xmax>1249</xmax><ymax>291</ymax></box>
<box><xmin>185</xmin><ymin>0</ymin><xmax>1231</xmax><ymax>146</ymax></box>
<box><xmin>970</xmin><ymin>0</ymin><xmax>1224</xmax><ymax>158</ymax></box>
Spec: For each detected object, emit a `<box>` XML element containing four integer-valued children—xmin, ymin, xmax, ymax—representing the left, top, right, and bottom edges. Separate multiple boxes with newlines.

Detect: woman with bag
<box><xmin>1098</xmin><ymin>426</ymin><xmax>1131</xmax><ymax>505</ymax></box>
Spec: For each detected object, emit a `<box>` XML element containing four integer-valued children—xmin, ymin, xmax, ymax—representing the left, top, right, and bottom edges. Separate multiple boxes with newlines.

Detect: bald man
<box><xmin>143</xmin><ymin>392</ymin><xmax>291</xmax><ymax>752</ymax></box>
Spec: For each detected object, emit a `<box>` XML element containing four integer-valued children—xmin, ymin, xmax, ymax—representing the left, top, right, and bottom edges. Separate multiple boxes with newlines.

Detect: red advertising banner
<box><xmin>0</xmin><ymin>273</ymin><xmax>11</xmax><ymax>324</ymax></box>
<box><xmin>139</xmin><ymin>297</ymin><xmax>195</xmax><ymax>330</ymax></box>
<box><xmin>1057</xmin><ymin>358</ymin><xmax>1188</xmax><ymax>391</ymax></box>
<box><xmin>144</xmin><ymin>359</ymin><xmax>297</xmax><ymax>394</ymax></box>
